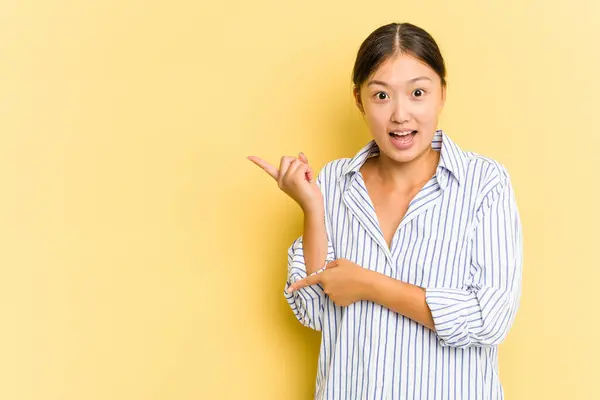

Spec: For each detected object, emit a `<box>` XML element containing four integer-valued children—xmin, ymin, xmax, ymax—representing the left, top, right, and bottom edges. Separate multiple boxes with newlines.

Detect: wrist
<box><xmin>301</xmin><ymin>195</ymin><xmax>324</xmax><ymax>216</ymax></box>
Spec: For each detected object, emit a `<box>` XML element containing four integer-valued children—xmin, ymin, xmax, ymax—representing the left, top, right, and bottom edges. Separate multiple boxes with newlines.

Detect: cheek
<box><xmin>412</xmin><ymin>101</ymin><xmax>440</xmax><ymax>124</ymax></box>
<box><xmin>364</xmin><ymin>103</ymin><xmax>391</xmax><ymax>125</ymax></box>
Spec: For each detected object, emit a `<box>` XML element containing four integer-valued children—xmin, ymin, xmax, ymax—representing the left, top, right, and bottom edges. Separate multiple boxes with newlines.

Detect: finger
<box><xmin>325</xmin><ymin>260</ymin><xmax>339</xmax><ymax>269</ymax></box>
<box><xmin>300</xmin><ymin>163</ymin><xmax>313</xmax><ymax>183</ymax></box>
<box><xmin>288</xmin><ymin>161</ymin><xmax>312</xmax><ymax>185</ymax></box>
<box><xmin>298</xmin><ymin>152</ymin><xmax>309</xmax><ymax>164</ymax></box>
<box><xmin>278</xmin><ymin>156</ymin><xmax>295</xmax><ymax>184</ymax></box>
<box><xmin>297</xmin><ymin>152</ymin><xmax>313</xmax><ymax>182</ymax></box>
<box><xmin>287</xmin><ymin>273</ymin><xmax>321</xmax><ymax>293</ymax></box>
<box><xmin>284</xmin><ymin>158</ymin><xmax>304</xmax><ymax>180</ymax></box>
<box><xmin>247</xmin><ymin>156</ymin><xmax>279</xmax><ymax>180</ymax></box>
<box><xmin>306</xmin><ymin>165</ymin><xmax>314</xmax><ymax>183</ymax></box>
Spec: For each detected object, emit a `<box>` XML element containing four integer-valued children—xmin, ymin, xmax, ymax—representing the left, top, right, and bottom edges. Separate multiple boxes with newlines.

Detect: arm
<box><xmin>246</xmin><ymin>153</ymin><xmax>336</xmax><ymax>329</ymax></box>
<box><xmin>284</xmin><ymin>171</ymin><xmax>336</xmax><ymax>330</ymax></box>
<box><xmin>301</xmin><ymin>201</ymin><xmax>329</xmax><ymax>276</ymax></box>
<box><xmin>425</xmin><ymin>173</ymin><xmax>522</xmax><ymax>348</ymax></box>
<box><xmin>366</xmin><ymin>169</ymin><xmax>522</xmax><ymax>348</ymax></box>
<box><xmin>363</xmin><ymin>275</ymin><xmax>435</xmax><ymax>330</ymax></box>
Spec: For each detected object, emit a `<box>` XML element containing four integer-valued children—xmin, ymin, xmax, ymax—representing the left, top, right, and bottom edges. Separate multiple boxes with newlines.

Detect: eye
<box><xmin>412</xmin><ymin>89</ymin><xmax>426</xmax><ymax>98</ymax></box>
<box><xmin>374</xmin><ymin>92</ymin><xmax>389</xmax><ymax>100</ymax></box>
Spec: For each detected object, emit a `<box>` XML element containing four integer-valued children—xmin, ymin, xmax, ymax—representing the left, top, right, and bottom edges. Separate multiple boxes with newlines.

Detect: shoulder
<box><xmin>461</xmin><ymin>152</ymin><xmax>517</xmax><ymax>212</ymax></box>
<box><xmin>316</xmin><ymin>157</ymin><xmax>352</xmax><ymax>185</ymax></box>
<box><xmin>463</xmin><ymin>151</ymin><xmax>512</xmax><ymax>190</ymax></box>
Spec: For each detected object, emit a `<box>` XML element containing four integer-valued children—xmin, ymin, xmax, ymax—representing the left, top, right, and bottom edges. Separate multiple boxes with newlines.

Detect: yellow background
<box><xmin>1</xmin><ymin>0</ymin><xmax>598</xmax><ymax>399</ymax></box>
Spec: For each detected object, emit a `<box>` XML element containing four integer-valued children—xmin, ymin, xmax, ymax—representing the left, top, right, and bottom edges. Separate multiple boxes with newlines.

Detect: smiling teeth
<box><xmin>391</xmin><ymin>131</ymin><xmax>414</xmax><ymax>136</ymax></box>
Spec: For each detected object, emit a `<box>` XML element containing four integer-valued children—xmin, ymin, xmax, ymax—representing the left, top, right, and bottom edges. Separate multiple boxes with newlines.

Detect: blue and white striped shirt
<box><xmin>284</xmin><ymin>130</ymin><xmax>523</xmax><ymax>400</ymax></box>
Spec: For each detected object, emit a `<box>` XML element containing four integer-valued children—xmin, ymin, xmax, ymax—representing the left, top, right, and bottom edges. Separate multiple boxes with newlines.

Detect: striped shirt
<box><xmin>284</xmin><ymin>130</ymin><xmax>523</xmax><ymax>400</ymax></box>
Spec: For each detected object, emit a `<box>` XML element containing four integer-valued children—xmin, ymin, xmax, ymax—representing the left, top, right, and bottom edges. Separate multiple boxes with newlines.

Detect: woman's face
<box><xmin>354</xmin><ymin>53</ymin><xmax>446</xmax><ymax>164</ymax></box>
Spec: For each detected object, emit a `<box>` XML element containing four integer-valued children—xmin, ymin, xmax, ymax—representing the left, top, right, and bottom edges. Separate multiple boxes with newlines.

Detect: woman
<box><xmin>248</xmin><ymin>22</ymin><xmax>522</xmax><ymax>400</ymax></box>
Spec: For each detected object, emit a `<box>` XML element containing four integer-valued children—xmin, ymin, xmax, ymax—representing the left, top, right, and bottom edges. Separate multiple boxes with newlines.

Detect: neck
<box><xmin>372</xmin><ymin>147</ymin><xmax>440</xmax><ymax>192</ymax></box>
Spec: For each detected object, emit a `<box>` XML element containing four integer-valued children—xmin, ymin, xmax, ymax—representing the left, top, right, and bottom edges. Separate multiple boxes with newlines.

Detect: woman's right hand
<box><xmin>247</xmin><ymin>152</ymin><xmax>324</xmax><ymax>213</ymax></box>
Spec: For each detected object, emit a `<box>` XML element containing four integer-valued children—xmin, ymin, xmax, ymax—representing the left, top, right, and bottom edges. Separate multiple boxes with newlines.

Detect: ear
<box><xmin>441</xmin><ymin>84</ymin><xmax>447</xmax><ymax>106</ymax></box>
<box><xmin>353</xmin><ymin>86</ymin><xmax>365</xmax><ymax>114</ymax></box>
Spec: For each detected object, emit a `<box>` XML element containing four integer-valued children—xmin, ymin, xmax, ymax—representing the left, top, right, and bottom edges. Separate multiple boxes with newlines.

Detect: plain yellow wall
<box><xmin>1</xmin><ymin>0</ymin><xmax>598</xmax><ymax>399</ymax></box>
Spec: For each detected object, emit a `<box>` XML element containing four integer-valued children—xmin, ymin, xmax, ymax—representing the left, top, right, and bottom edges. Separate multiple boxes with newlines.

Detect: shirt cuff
<box><xmin>425</xmin><ymin>287</ymin><xmax>483</xmax><ymax>347</ymax></box>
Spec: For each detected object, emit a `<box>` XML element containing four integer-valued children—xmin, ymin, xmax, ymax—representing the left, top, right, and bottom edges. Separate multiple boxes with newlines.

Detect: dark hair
<box><xmin>352</xmin><ymin>22</ymin><xmax>446</xmax><ymax>89</ymax></box>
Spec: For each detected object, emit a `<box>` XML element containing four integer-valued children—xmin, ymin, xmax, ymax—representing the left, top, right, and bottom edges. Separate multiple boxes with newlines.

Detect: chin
<box><xmin>388</xmin><ymin>150</ymin><xmax>422</xmax><ymax>164</ymax></box>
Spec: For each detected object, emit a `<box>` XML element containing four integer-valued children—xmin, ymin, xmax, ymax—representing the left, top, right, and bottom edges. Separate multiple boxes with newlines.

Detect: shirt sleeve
<box><xmin>425</xmin><ymin>167</ymin><xmax>523</xmax><ymax>348</ymax></box>
<box><xmin>283</xmin><ymin>170</ymin><xmax>336</xmax><ymax>331</ymax></box>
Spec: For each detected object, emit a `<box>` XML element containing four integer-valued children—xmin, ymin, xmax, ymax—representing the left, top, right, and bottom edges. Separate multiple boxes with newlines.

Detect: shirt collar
<box><xmin>339</xmin><ymin>130</ymin><xmax>468</xmax><ymax>186</ymax></box>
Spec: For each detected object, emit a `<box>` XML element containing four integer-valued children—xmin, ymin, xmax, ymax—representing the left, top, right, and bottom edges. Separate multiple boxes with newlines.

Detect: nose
<box><xmin>391</xmin><ymin>98</ymin><xmax>410</xmax><ymax>123</ymax></box>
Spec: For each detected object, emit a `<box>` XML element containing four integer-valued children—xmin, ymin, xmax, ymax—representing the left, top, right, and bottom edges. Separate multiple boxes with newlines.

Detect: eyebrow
<box><xmin>367</xmin><ymin>76</ymin><xmax>432</xmax><ymax>87</ymax></box>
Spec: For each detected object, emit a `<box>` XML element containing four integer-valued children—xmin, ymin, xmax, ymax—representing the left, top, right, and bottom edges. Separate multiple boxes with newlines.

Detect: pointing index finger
<box><xmin>287</xmin><ymin>273</ymin><xmax>321</xmax><ymax>293</ymax></box>
<box><xmin>247</xmin><ymin>156</ymin><xmax>279</xmax><ymax>180</ymax></box>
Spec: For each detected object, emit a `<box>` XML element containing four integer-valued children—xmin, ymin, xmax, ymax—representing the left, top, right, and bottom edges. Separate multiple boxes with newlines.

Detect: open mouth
<box><xmin>389</xmin><ymin>130</ymin><xmax>417</xmax><ymax>144</ymax></box>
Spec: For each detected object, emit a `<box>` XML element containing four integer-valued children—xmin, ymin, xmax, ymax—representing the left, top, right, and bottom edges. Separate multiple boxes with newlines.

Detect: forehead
<box><xmin>370</xmin><ymin>53</ymin><xmax>439</xmax><ymax>83</ymax></box>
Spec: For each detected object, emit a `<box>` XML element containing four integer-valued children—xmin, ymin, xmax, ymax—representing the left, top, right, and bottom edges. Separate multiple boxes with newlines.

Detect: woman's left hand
<box><xmin>287</xmin><ymin>259</ymin><xmax>372</xmax><ymax>306</ymax></box>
